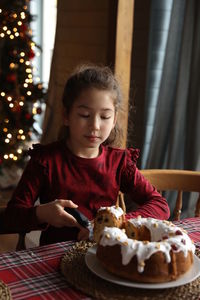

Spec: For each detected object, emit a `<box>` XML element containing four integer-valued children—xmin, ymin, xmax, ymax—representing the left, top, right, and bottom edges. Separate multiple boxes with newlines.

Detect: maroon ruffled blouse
<box><xmin>4</xmin><ymin>140</ymin><xmax>170</xmax><ymax>245</ymax></box>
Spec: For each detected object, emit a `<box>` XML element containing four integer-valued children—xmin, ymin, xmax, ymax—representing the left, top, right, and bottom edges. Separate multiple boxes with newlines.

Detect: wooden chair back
<box><xmin>140</xmin><ymin>169</ymin><xmax>200</xmax><ymax>220</ymax></box>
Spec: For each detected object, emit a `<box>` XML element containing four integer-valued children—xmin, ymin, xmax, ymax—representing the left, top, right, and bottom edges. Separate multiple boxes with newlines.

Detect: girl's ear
<box><xmin>112</xmin><ymin>111</ymin><xmax>118</xmax><ymax>129</ymax></box>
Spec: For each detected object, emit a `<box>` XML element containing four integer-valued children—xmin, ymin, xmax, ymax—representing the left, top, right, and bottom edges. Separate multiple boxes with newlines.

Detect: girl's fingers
<box><xmin>55</xmin><ymin>199</ymin><xmax>78</xmax><ymax>209</ymax></box>
<box><xmin>55</xmin><ymin>198</ymin><xmax>80</xmax><ymax>227</ymax></box>
<box><xmin>63</xmin><ymin>212</ymin><xmax>78</xmax><ymax>227</ymax></box>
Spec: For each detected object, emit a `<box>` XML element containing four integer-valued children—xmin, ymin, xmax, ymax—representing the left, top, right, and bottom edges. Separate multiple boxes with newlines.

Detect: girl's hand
<box><xmin>36</xmin><ymin>199</ymin><xmax>80</xmax><ymax>228</ymax></box>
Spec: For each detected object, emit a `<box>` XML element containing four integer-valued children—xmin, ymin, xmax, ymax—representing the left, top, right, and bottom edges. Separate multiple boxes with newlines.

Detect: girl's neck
<box><xmin>66</xmin><ymin>139</ymin><xmax>100</xmax><ymax>158</ymax></box>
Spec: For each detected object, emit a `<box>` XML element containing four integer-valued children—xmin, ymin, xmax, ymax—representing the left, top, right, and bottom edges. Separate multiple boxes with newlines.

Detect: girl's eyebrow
<box><xmin>77</xmin><ymin>104</ymin><xmax>114</xmax><ymax>112</ymax></box>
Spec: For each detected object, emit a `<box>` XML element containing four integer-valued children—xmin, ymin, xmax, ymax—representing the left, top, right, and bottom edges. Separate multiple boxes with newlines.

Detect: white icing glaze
<box><xmin>98</xmin><ymin>205</ymin><xmax>124</xmax><ymax>219</ymax></box>
<box><xmin>99</xmin><ymin>218</ymin><xmax>195</xmax><ymax>273</ymax></box>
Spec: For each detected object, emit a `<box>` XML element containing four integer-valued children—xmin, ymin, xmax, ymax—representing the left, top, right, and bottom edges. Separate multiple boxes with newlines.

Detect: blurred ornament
<box><xmin>19</xmin><ymin>32</ymin><xmax>25</xmax><ymax>38</ymax></box>
<box><xmin>25</xmin><ymin>113</ymin><xmax>32</xmax><ymax>119</ymax></box>
<box><xmin>36</xmin><ymin>107</ymin><xmax>42</xmax><ymax>114</ymax></box>
<box><xmin>20</xmin><ymin>24</ymin><xmax>28</xmax><ymax>32</ymax></box>
<box><xmin>37</xmin><ymin>84</ymin><xmax>43</xmax><ymax>89</ymax></box>
<box><xmin>28</xmin><ymin>48</ymin><xmax>35</xmax><ymax>59</ymax></box>
<box><xmin>6</xmin><ymin>73</ymin><xmax>17</xmax><ymax>82</ymax></box>
<box><xmin>12</xmin><ymin>102</ymin><xmax>21</xmax><ymax>113</ymax></box>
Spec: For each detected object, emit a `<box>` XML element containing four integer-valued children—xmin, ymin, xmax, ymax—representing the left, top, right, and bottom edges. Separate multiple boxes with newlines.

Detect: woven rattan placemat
<box><xmin>0</xmin><ymin>280</ymin><xmax>11</xmax><ymax>300</ymax></box>
<box><xmin>60</xmin><ymin>241</ymin><xmax>200</xmax><ymax>300</ymax></box>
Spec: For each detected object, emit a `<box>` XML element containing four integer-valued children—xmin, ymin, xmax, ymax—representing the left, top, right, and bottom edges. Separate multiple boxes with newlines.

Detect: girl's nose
<box><xmin>90</xmin><ymin>116</ymin><xmax>100</xmax><ymax>130</ymax></box>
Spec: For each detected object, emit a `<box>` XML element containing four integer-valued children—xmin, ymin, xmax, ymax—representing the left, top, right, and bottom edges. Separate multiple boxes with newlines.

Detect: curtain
<box><xmin>145</xmin><ymin>0</ymin><xmax>200</xmax><ymax>171</ymax></box>
<box><xmin>143</xmin><ymin>0</ymin><xmax>200</xmax><ymax>217</ymax></box>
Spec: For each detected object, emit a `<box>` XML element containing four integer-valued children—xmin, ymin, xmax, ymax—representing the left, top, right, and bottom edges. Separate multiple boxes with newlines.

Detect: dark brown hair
<box><xmin>59</xmin><ymin>64</ymin><xmax>123</xmax><ymax>147</ymax></box>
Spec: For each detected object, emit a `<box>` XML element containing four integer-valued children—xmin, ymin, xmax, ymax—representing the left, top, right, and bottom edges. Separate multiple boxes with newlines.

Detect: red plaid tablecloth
<box><xmin>0</xmin><ymin>241</ymin><xmax>88</xmax><ymax>300</ymax></box>
<box><xmin>0</xmin><ymin>217</ymin><xmax>200</xmax><ymax>300</ymax></box>
<box><xmin>173</xmin><ymin>217</ymin><xmax>200</xmax><ymax>249</ymax></box>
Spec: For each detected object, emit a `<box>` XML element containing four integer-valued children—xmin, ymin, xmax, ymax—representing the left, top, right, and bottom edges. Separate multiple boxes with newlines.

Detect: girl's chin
<box><xmin>85</xmin><ymin>143</ymin><xmax>100</xmax><ymax>149</ymax></box>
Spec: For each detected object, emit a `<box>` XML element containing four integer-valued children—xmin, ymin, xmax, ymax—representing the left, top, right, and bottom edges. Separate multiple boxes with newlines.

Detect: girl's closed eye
<box><xmin>78</xmin><ymin>113</ymin><xmax>90</xmax><ymax>118</ymax></box>
<box><xmin>101</xmin><ymin>115</ymin><xmax>111</xmax><ymax>120</ymax></box>
<box><xmin>78</xmin><ymin>113</ymin><xmax>111</xmax><ymax>119</ymax></box>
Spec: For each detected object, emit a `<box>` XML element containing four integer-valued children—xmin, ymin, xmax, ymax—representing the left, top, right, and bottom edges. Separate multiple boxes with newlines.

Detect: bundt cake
<box><xmin>96</xmin><ymin>216</ymin><xmax>195</xmax><ymax>283</ymax></box>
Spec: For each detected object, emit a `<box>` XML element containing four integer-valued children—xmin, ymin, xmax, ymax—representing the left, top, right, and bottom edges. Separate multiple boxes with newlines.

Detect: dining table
<box><xmin>0</xmin><ymin>217</ymin><xmax>200</xmax><ymax>300</ymax></box>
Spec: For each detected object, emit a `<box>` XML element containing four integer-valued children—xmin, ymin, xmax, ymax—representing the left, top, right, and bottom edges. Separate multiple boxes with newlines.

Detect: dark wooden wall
<box><xmin>128</xmin><ymin>0</ymin><xmax>151</xmax><ymax>166</ymax></box>
<box><xmin>42</xmin><ymin>0</ymin><xmax>150</xmax><ymax>153</ymax></box>
<box><xmin>42</xmin><ymin>0</ymin><xmax>118</xmax><ymax>143</ymax></box>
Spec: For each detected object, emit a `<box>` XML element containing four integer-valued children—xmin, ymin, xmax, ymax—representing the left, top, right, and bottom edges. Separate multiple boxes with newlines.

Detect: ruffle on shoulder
<box><xmin>27</xmin><ymin>143</ymin><xmax>43</xmax><ymax>157</ymax></box>
<box><xmin>125</xmin><ymin>148</ymin><xmax>140</xmax><ymax>166</ymax></box>
<box><xmin>27</xmin><ymin>143</ymin><xmax>49</xmax><ymax>175</ymax></box>
<box><xmin>120</xmin><ymin>148</ymin><xmax>140</xmax><ymax>189</ymax></box>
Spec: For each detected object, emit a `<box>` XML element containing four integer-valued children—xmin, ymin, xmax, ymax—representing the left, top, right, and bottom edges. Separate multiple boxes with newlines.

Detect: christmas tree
<box><xmin>0</xmin><ymin>0</ymin><xmax>46</xmax><ymax>177</ymax></box>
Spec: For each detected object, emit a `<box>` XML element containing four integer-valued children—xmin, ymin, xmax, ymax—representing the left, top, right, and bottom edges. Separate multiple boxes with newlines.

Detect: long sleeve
<box><xmin>4</xmin><ymin>154</ymin><xmax>47</xmax><ymax>232</ymax></box>
<box><xmin>120</xmin><ymin>149</ymin><xmax>170</xmax><ymax>220</ymax></box>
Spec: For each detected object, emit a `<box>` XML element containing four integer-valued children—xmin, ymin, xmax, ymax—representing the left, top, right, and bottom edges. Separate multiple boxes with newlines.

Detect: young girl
<box><xmin>4</xmin><ymin>64</ymin><xmax>170</xmax><ymax>246</ymax></box>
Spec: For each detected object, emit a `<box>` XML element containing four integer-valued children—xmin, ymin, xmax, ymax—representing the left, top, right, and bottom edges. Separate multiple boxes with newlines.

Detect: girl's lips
<box><xmin>85</xmin><ymin>135</ymin><xmax>100</xmax><ymax>142</ymax></box>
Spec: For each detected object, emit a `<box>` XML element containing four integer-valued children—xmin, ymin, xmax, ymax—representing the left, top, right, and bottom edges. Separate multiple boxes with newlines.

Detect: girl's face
<box><xmin>65</xmin><ymin>88</ymin><xmax>117</xmax><ymax>158</ymax></box>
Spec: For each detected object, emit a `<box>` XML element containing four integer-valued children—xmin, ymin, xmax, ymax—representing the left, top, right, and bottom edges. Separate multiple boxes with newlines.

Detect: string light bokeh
<box><xmin>0</xmin><ymin>0</ymin><xmax>46</xmax><ymax>172</ymax></box>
